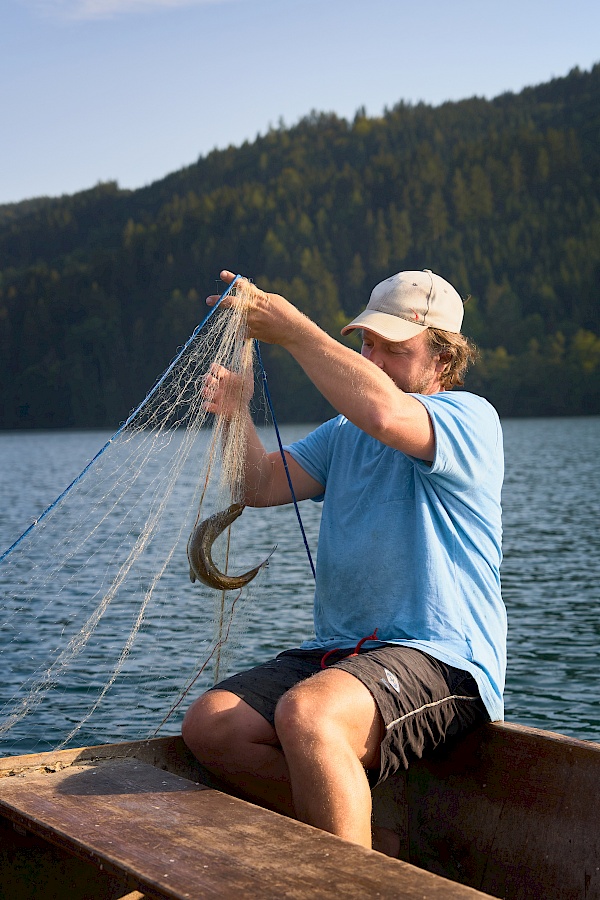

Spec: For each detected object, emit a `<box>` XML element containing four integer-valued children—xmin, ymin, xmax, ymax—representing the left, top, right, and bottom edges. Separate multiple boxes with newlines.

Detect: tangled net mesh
<box><xmin>0</xmin><ymin>279</ymin><xmax>277</xmax><ymax>756</ymax></box>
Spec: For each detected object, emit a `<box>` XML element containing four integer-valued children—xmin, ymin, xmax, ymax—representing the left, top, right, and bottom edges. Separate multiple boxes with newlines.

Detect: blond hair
<box><xmin>427</xmin><ymin>328</ymin><xmax>479</xmax><ymax>389</ymax></box>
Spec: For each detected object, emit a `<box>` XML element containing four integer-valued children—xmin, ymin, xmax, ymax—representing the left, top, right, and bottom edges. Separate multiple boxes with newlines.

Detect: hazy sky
<box><xmin>2</xmin><ymin>0</ymin><xmax>599</xmax><ymax>205</ymax></box>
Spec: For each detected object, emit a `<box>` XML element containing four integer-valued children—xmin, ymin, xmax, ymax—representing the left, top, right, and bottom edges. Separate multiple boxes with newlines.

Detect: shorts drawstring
<box><xmin>320</xmin><ymin>628</ymin><xmax>379</xmax><ymax>669</ymax></box>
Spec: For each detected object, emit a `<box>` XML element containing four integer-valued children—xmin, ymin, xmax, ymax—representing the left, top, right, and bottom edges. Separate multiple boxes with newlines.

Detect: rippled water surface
<box><xmin>1</xmin><ymin>418</ymin><xmax>599</xmax><ymax>756</ymax></box>
<box><xmin>500</xmin><ymin>417</ymin><xmax>600</xmax><ymax>739</ymax></box>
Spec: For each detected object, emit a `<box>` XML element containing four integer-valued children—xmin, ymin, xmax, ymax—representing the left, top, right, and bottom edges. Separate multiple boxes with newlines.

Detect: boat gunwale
<box><xmin>2</xmin><ymin>719</ymin><xmax>600</xmax><ymax>779</ymax></box>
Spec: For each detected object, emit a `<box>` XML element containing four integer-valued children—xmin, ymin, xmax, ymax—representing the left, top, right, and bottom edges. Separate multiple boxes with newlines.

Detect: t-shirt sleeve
<box><xmin>412</xmin><ymin>392</ymin><xmax>502</xmax><ymax>491</ymax></box>
<box><xmin>284</xmin><ymin>417</ymin><xmax>341</xmax><ymax>498</ymax></box>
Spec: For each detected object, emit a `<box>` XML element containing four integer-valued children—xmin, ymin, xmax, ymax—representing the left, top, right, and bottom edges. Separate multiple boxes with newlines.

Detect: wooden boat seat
<box><xmin>0</xmin><ymin>751</ymin><xmax>488</xmax><ymax>900</ymax></box>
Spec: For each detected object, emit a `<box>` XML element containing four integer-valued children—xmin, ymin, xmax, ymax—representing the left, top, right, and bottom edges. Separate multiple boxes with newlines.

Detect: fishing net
<box><xmin>0</xmin><ymin>278</ymin><xmax>295</xmax><ymax>756</ymax></box>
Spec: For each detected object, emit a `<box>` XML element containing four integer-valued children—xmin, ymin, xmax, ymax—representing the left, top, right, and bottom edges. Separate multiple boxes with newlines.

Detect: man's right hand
<box><xmin>201</xmin><ymin>363</ymin><xmax>254</xmax><ymax>419</ymax></box>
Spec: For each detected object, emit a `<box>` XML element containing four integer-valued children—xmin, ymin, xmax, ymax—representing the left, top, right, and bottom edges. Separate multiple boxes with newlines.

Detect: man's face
<box><xmin>360</xmin><ymin>329</ymin><xmax>443</xmax><ymax>395</ymax></box>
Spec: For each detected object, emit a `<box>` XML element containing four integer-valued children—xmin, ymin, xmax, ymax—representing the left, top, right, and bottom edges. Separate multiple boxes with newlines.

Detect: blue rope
<box><xmin>0</xmin><ymin>276</ymin><xmax>241</xmax><ymax>565</ymax></box>
<box><xmin>254</xmin><ymin>340</ymin><xmax>316</xmax><ymax>581</ymax></box>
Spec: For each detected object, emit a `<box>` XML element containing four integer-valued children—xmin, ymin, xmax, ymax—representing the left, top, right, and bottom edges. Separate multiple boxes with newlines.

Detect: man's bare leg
<box><xmin>182</xmin><ymin>670</ymin><xmax>383</xmax><ymax>848</ymax></box>
<box><xmin>181</xmin><ymin>690</ymin><xmax>294</xmax><ymax>816</ymax></box>
<box><xmin>274</xmin><ymin>668</ymin><xmax>384</xmax><ymax>848</ymax></box>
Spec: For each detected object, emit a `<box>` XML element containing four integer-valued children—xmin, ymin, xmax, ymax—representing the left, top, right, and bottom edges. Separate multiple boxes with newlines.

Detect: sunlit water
<box><xmin>0</xmin><ymin>418</ymin><xmax>599</xmax><ymax>756</ymax></box>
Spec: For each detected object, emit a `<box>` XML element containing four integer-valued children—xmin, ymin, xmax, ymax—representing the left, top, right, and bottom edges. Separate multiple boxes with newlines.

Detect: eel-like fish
<box><xmin>187</xmin><ymin>502</ymin><xmax>273</xmax><ymax>591</ymax></box>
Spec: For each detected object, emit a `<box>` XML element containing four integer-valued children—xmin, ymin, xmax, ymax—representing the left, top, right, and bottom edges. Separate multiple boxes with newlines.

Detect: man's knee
<box><xmin>274</xmin><ymin>671</ymin><xmax>383</xmax><ymax>768</ymax></box>
<box><xmin>182</xmin><ymin>690</ymin><xmax>238</xmax><ymax>760</ymax></box>
<box><xmin>182</xmin><ymin>689</ymin><xmax>278</xmax><ymax>764</ymax></box>
<box><xmin>274</xmin><ymin>682</ymin><xmax>335</xmax><ymax>747</ymax></box>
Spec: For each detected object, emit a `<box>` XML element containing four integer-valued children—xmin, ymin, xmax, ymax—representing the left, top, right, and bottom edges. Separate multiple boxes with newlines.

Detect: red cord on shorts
<box><xmin>320</xmin><ymin>629</ymin><xmax>379</xmax><ymax>669</ymax></box>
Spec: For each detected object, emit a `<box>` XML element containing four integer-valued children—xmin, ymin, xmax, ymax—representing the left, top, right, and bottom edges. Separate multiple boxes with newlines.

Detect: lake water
<box><xmin>0</xmin><ymin>418</ymin><xmax>599</xmax><ymax>756</ymax></box>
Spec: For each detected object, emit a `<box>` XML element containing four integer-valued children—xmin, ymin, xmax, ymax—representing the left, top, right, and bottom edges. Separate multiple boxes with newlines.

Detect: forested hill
<box><xmin>1</xmin><ymin>64</ymin><xmax>599</xmax><ymax>428</ymax></box>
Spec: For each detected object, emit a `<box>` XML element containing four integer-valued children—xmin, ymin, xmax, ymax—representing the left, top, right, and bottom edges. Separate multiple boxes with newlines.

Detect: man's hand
<box><xmin>201</xmin><ymin>363</ymin><xmax>253</xmax><ymax>419</ymax></box>
<box><xmin>206</xmin><ymin>270</ymin><xmax>307</xmax><ymax>349</ymax></box>
<box><xmin>201</xmin><ymin>356</ymin><xmax>323</xmax><ymax>508</ymax></box>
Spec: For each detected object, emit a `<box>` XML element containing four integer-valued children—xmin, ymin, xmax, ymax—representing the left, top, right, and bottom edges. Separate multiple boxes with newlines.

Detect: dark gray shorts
<box><xmin>211</xmin><ymin>645</ymin><xmax>489</xmax><ymax>785</ymax></box>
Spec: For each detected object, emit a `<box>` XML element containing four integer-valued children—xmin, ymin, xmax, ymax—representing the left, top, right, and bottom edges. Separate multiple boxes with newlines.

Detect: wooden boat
<box><xmin>0</xmin><ymin>720</ymin><xmax>598</xmax><ymax>899</ymax></box>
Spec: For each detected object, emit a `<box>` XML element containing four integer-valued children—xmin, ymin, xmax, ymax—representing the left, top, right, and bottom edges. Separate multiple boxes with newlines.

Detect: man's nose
<box><xmin>366</xmin><ymin>348</ymin><xmax>385</xmax><ymax>369</ymax></box>
<box><xmin>360</xmin><ymin>344</ymin><xmax>383</xmax><ymax>369</ymax></box>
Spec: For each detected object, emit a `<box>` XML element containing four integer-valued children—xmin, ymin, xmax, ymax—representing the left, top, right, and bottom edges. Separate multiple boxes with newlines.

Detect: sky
<box><xmin>2</xmin><ymin>0</ymin><xmax>599</xmax><ymax>206</ymax></box>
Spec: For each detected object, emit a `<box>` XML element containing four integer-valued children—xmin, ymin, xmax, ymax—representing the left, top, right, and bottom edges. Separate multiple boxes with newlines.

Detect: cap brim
<box><xmin>341</xmin><ymin>309</ymin><xmax>427</xmax><ymax>341</ymax></box>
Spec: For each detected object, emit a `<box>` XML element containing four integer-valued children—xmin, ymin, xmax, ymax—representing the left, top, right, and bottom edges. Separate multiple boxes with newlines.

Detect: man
<box><xmin>182</xmin><ymin>268</ymin><xmax>506</xmax><ymax>850</ymax></box>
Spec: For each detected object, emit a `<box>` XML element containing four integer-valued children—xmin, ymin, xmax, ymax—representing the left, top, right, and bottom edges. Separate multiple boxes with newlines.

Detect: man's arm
<box><xmin>202</xmin><ymin>365</ymin><xmax>324</xmax><ymax>507</ymax></box>
<box><xmin>209</xmin><ymin>272</ymin><xmax>437</xmax><ymax>461</ymax></box>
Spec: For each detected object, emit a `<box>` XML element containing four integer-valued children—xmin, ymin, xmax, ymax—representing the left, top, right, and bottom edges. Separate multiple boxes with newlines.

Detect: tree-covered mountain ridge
<box><xmin>1</xmin><ymin>63</ymin><xmax>599</xmax><ymax>427</ymax></box>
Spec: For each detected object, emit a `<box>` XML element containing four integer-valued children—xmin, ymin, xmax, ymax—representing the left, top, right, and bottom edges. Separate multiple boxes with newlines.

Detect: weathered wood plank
<box><xmin>0</xmin><ymin>735</ymin><xmax>198</xmax><ymax>781</ymax></box>
<box><xmin>0</xmin><ymin>756</ymin><xmax>489</xmax><ymax>899</ymax></box>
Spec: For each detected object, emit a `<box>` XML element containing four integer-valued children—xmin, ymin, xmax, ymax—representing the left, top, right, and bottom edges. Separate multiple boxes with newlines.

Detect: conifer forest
<box><xmin>1</xmin><ymin>64</ymin><xmax>599</xmax><ymax>428</ymax></box>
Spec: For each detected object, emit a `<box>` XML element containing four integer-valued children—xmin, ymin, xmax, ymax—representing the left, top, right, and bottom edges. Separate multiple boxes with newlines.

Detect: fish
<box><xmin>187</xmin><ymin>502</ymin><xmax>274</xmax><ymax>591</ymax></box>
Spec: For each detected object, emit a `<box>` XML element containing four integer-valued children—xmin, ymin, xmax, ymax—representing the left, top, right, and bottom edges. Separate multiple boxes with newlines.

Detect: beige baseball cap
<box><xmin>341</xmin><ymin>269</ymin><xmax>464</xmax><ymax>341</ymax></box>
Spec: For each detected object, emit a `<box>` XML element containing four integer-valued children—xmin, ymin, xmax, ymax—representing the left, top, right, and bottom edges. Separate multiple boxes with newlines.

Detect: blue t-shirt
<box><xmin>285</xmin><ymin>391</ymin><xmax>506</xmax><ymax>722</ymax></box>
